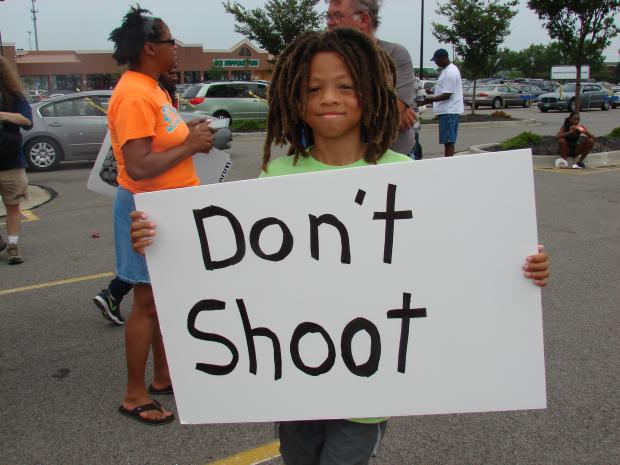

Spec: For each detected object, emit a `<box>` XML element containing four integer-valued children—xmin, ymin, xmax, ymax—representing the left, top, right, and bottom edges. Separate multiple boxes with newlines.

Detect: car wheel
<box><xmin>24</xmin><ymin>137</ymin><xmax>62</xmax><ymax>172</ymax></box>
<box><xmin>601</xmin><ymin>101</ymin><xmax>610</xmax><ymax>111</ymax></box>
<box><xmin>492</xmin><ymin>98</ymin><xmax>503</xmax><ymax>109</ymax></box>
<box><xmin>540</xmin><ymin>108</ymin><xmax>548</xmax><ymax>113</ymax></box>
<box><xmin>522</xmin><ymin>100</ymin><xmax>529</xmax><ymax>108</ymax></box>
<box><xmin>213</xmin><ymin>111</ymin><xmax>231</xmax><ymax>126</ymax></box>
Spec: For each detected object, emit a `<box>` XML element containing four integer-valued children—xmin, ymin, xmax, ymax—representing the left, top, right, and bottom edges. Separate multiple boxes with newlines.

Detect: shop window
<box><xmin>239</xmin><ymin>46</ymin><xmax>252</xmax><ymax>57</ymax></box>
<box><xmin>53</xmin><ymin>74</ymin><xmax>82</xmax><ymax>91</ymax></box>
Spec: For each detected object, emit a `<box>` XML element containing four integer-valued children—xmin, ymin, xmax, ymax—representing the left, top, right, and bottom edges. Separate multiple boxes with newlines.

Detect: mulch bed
<box><xmin>483</xmin><ymin>136</ymin><xmax>620</xmax><ymax>155</ymax></box>
<box><xmin>422</xmin><ymin>112</ymin><xmax>520</xmax><ymax>124</ymax></box>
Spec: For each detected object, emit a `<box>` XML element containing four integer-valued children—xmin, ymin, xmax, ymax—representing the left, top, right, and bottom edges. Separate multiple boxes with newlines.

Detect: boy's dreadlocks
<box><xmin>262</xmin><ymin>28</ymin><xmax>399</xmax><ymax>170</ymax></box>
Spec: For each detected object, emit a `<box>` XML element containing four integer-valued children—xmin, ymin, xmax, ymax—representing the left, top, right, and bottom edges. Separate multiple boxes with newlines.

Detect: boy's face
<box><xmin>303</xmin><ymin>51</ymin><xmax>362</xmax><ymax>142</ymax></box>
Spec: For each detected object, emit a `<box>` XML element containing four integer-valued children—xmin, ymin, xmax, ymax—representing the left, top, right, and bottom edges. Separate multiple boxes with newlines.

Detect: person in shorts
<box><xmin>0</xmin><ymin>56</ymin><xmax>34</xmax><ymax>264</ymax></box>
<box><xmin>421</xmin><ymin>48</ymin><xmax>464</xmax><ymax>157</ymax></box>
<box><xmin>555</xmin><ymin>112</ymin><xmax>596</xmax><ymax>169</ymax></box>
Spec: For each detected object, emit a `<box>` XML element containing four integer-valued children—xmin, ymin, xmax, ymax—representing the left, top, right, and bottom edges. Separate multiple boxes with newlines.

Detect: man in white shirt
<box><xmin>422</xmin><ymin>48</ymin><xmax>464</xmax><ymax>157</ymax></box>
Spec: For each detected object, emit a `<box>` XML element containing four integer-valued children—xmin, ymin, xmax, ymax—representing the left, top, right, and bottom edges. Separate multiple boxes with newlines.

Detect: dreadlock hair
<box><xmin>262</xmin><ymin>28</ymin><xmax>399</xmax><ymax>171</ymax></box>
<box><xmin>109</xmin><ymin>4</ymin><xmax>165</xmax><ymax>66</ymax></box>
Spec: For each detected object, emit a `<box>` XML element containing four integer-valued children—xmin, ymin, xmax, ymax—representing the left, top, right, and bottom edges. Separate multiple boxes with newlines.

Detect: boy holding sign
<box><xmin>131</xmin><ymin>29</ymin><xmax>550</xmax><ymax>465</ymax></box>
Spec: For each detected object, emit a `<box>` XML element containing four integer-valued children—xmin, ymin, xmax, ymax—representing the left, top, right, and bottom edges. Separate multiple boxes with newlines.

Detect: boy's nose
<box><xmin>320</xmin><ymin>87</ymin><xmax>339</xmax><ymax>104</ymax></box>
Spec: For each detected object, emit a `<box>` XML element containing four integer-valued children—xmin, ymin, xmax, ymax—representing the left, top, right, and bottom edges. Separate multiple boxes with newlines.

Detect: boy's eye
<box><xmin>340</xmin><ymin>84</ymin><xmax>355</xmax><ymax>91</ymax></box>
<box><xmin>308</xmin><ymin>87</ymin><xmax>320</xmax><ymax>94</ymax></box>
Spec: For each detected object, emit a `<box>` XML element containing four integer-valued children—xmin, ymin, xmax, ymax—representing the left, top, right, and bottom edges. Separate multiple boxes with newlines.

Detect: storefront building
<box><xmin>9</xmin><ymin>39</ymin><xmax>272</xmax><ymax>92</ymax></box>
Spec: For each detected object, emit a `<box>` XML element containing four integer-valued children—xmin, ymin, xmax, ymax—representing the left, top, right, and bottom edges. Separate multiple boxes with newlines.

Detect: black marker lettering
<box><xmin>309</xmin><ymin>214</ymin><xmax>351</xmax><ymax>264</ymax></box>
<box><xmin>187</xmin><ymin>299</ymin><xmax>239</xmax><ymax>375</ymax></box>
<box><xmin>193</xmin><ymin>206</ymin><xmax>245</xmax><ymax>270</ymax></box>
<box><xmin>387</xmin><ymin>292</ymin><xmax>427</xmax><ymax>373</ymax></box>
<box><xmin>249</xmin><ymin>217</ymin><xmax>294</xmax><ymax>262</ymax></box>
<box><xmin>290</xmin><ymin>322</ymin><xmax>336</xmax><ymax>376</ymax></box>
<box><xmin>341</xmin><ymin>318</ymin><xmax>381</xmax><ymax>377</ymax></box>
<box><xmin>236</xmin><ymin>298</ymin><xmax>282</xmax><ymax>380</ymax></box>
<box><xmin>372</xmin><ymin>184</ymin><xmax>413</xmax><ymax>263</ymax></box>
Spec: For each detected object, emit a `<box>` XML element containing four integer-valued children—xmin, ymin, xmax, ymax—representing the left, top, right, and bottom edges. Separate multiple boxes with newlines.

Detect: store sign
<box><xmin>551</xmin><ymin>65</ymin><xmax>590</xmax><ymax>80</ymax></box>
<box><xmin>213</xmin><ymin>59</ymin><xmax>259</xmax><ymax>68</ymax></box>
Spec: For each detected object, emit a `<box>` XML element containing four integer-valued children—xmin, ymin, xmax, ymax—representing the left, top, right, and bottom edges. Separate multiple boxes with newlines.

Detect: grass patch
<box><xmin>605</xmin><ymin>127</ymin><xmax>620</xmax><ymax>139</ymax></box>
<box><xmin>231</xmin><ymin>119</ymin><xmax>267</xmax><ymax>131</ymax></box>
<box><xmin>500</xmin><ymin>131</ymin><xmax>542</xmax><ymax>150</ymax></box>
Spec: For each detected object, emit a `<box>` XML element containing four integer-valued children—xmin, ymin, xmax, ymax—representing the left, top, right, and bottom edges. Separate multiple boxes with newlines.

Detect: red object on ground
<box><xmin>91</xmin><ymin>231</ymin><xmax>101</xmax><ymax>238</ymax></box>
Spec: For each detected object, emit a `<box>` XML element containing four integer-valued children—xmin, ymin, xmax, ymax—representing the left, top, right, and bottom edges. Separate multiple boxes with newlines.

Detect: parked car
<box><xmin>515</xmin><ymin>84</ymin><xmax>545</xmax><ymax>103</ymax></box>
<box><xmin>537</xmin><ymin>83</ymin><xmax>611</xmax><ymax>112</ymax></box>
<box><xmin>611</xmin><ymin>85</ymin><xmax>620</xmax><ymax>109</ymax></box>
<box><xmin>21</xmin><ymin>91</ymin><xmax>232</xmax><ymax>171</ymax></box>
<box><xmin>178</xmin><ymin>81</ymin><xmax>269</xmax><ymax>124</ymax></box>
<box><xmin>463</xmin><ymin>84</ymin><xmax>530</xmax><ymax>109</ymax></box>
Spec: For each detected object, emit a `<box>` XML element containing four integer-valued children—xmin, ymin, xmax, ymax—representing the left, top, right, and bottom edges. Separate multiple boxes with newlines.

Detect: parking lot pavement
<box><xmin>1</xmin><ymin>138</ymin><xmax>618</xmax><ymax>465</ymax></box>
<box><xmin>420</xmin><ymin>106</ymin><xmax>620</xmax><ymax>158</ymax></box>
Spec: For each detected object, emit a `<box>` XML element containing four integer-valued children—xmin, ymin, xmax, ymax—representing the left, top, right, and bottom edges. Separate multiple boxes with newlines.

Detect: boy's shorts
<box><xmin>278</xmin><ymin>419</ymin><xmax>387</xmax><ymax>465</ymax></box>
<box><xmin>438</xmin><ymin>113</ymin><xmax>460</xmax><ymax>145</ymax></box>
<box><xmin>0</xmin><ymin>168</ymin><xmax>29</xmax><ymax>206</ymax></box>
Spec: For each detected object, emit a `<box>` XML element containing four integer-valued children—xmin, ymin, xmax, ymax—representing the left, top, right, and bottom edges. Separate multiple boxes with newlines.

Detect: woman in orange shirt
<box><xmin>108</xmin><ymin>6</ymin><xmax>214</xmax><ymax>425</ymax></box>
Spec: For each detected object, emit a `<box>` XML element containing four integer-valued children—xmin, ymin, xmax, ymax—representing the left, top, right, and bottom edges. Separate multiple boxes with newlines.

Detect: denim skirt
<box><xmin>114</xmin><ymin>186</ymin><xmax>150</xmax><ymax>284</ymax></box>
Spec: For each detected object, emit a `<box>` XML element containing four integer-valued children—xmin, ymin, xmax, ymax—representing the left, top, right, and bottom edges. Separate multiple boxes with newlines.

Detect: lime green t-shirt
<box><xmin>261</xmin><ymin>148</ymin><xmax>412</xmax><ymax>423</ymax></box>
<box><xmin>261</xmin><ymin>148</ymin><xmax>411</xmax><ymax>178</ymax></box>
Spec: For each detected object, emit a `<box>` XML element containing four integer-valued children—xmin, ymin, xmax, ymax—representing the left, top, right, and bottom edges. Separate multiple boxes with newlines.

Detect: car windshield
<box><xmin>560</xmin><ymin>84</ymin><xmax>576</xmax><ymax>92</ymax></box>
<box><xmin>183</xmin><ymin>85</ymin><xmax>203</xmax><ymax>99</ymax></box>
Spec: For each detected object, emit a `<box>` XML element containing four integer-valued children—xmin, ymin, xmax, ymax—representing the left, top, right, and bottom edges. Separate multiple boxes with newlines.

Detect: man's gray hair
<box><xmin>353</xmin><ymin>0</ymin><xmax>382</xmax><ymax>29</ymax></box>
<box><xmin>326</xmin><ymin>0</ymin><xmax>383</xmax><ymax>29</ymax></box>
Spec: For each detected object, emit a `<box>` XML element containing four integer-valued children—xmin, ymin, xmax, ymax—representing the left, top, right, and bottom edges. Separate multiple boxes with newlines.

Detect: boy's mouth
<box><xmin>319</xmin><ymin>112</ymin><xmax>345</xmax><ymax>119</ymax></box>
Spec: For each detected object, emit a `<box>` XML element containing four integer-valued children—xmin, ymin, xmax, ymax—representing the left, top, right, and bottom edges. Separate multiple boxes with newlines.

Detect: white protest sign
<box><xmin>135</xmin><ymin>150</ymin><xmax>546</xmax><ymax>424</ymax></box>
<box><xmin>87</xmin><ymin>131</ymin><xmax>232</xmax><ymax>198</ymax></box>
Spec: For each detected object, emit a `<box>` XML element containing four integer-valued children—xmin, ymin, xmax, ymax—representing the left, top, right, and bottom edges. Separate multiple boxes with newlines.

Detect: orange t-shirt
<box><xmin>108</xmin><ymin>70</ymin><xmax>199</xmax><ymax>193</ymax></box>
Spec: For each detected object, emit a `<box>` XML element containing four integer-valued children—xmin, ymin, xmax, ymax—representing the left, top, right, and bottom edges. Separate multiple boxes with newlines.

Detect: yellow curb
<box><xmin>205</xmin><ymin>440</ymin><xmax>280</xmax><ymax>465</ymax></box>
<box><xmin>0</xmin><ymin>272</ymin><xmax>115</xmax><ymax>296</ymax></box>
<box><xmin>0</xmin><ymin>209</ymin><xmax>39</xmax><ymax>226</ymax></box>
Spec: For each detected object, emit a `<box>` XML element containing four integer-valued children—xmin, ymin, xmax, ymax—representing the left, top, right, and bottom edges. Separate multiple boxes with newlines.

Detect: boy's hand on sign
<box><xmin>523</xmin><ymin>244</ymin><xmax>550</xmax><ymax>287</ymax></box>
<box><xmin>130</xmin><ymin>210</ymin><xmax>156</xmax><ymax>256</ymax></box>
<box><xmin>186</xmin><ymin>117</ymin><xmax>209</xmax><ymax>127</ymax></box>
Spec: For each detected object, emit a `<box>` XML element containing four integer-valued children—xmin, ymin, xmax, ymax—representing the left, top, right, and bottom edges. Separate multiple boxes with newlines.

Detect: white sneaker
<box><xmin>572</xmin><ymin>164</ymin><xmax>582</xmax><ymax>169</ymax></box>
<box><xmin>554</xmin><ymin>158</ymin><xmax>568</xmax><ymax>168</ymax></box>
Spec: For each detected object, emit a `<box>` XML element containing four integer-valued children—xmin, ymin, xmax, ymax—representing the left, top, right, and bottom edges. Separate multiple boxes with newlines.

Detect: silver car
<box><xmin>464</xmin><ymin>84</ymin><xmax>530</xmax><ymax>109</ymax></box>
<box><xmin>21</xmin><ymin>91</ymin><xmax>232</xmax><ymax>171</ymax></box>
<box><xmin>537</xmin><ymin>83</ymin><xmax>611</xmax><ymax>112</ymax></box>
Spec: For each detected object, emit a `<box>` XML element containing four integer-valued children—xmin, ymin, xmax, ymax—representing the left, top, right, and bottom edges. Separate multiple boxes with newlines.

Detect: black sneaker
<box><xmin>93</xmin><ymin>289</ymin><xmax>124</xmax><ymax>325</ymax></box>
<box><xmin>577</xmin><ymin>160</ymin><xmax>586</xmax><ymax>169</ymax></box>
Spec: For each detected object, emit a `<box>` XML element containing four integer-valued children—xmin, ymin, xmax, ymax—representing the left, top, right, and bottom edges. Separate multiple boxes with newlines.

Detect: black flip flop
<box><xmin>118</xmin><ymin>400</ymin><xmax>174</xmax><ymax>426</ymax></box>
<box><xmin>148</xmin><ymin>383</ymin><xmax>174</xmax><ymax>395</ymax></box>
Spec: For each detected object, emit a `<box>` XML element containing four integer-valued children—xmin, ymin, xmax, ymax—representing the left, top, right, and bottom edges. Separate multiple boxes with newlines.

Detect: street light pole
<box><xmin>31</xmin><ymin>0</ymin><xmax>39</xmax><ymax>51</ymax></box>
<box><xmin>419</xmin><ymin>0</ymin><xmax>424</xmax><ymax>79</ymax></box>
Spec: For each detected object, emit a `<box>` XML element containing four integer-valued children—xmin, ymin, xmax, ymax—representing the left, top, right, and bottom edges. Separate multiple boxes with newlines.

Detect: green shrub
<box><xmin>500</xmin><ymin>131</ymin><xmax>542</xmax><ymax>150</ymax></box>
<box><xmin>605</xmin><ymin>127</ymin><xmax>620</xmax><ymax>139</ymax></box>
<box><xmin>231</xmin><ymin>119</ymin><xmax>266</xmax><ymax>131</ymax></box>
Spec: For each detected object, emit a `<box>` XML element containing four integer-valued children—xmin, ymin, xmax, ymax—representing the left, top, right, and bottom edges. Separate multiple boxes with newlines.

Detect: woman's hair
<box><xmin>0</xmin><ymin>56</ymin><xmax>26</xmax><ymax>110</ymax></box>
<box><xmin>108</xmin><ymin>4</ymin><xmax>165</xmax><ymax>66</ymax></box>
<box><xmin>563</xmin><ymin>111</ymin><xmax>580</xmax><ymax>128</ymax></box>
<box><xmin>262</xmin><ymin>28</ymin><xmax>399</xmax><ymax>170</ymax></box>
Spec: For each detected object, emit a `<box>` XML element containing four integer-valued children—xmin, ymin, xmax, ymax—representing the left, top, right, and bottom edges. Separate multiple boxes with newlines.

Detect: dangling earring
<box><xmin>300</xmin><ymin>122</ymin><xmax>312</xmax><ymax>149</ymax></box>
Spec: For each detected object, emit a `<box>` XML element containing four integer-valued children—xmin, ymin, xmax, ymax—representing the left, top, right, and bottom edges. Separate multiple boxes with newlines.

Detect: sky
<box><xmin>1</xmin><ymin>0</ymin><xmax>619</xmax><ymax>68</ymax></box>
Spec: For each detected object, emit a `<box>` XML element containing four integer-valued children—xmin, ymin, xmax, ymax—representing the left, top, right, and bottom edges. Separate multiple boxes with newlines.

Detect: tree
<box><xmin>432</xmin><ymin>0</ymin><xmax>518</xmax><ymax>113</ymax></box>
<box><xmin>527</xmin><ymin>0</ymin><xmax>620</xmax><ymax>110</ymax></box>
<box><xmin>222</xmin><ymin>0</ymin><xmax>324</xmax><ymax>60</ymax></box>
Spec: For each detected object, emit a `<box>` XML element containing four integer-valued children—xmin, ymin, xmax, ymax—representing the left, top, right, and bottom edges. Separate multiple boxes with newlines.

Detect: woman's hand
<box><xmin>130</xmin><ymin>210</ymin><xmax>156</xmax><ymax>256</ymax></box>
<box><xmin>523</xmin><ymin>245</ymin><xmax>550</xmax><ymax>287</ymax></box>
<box><xmin>184</xmin><ymin>121</ymin><xmax>214</xmax><ymax>155</ymax></box>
